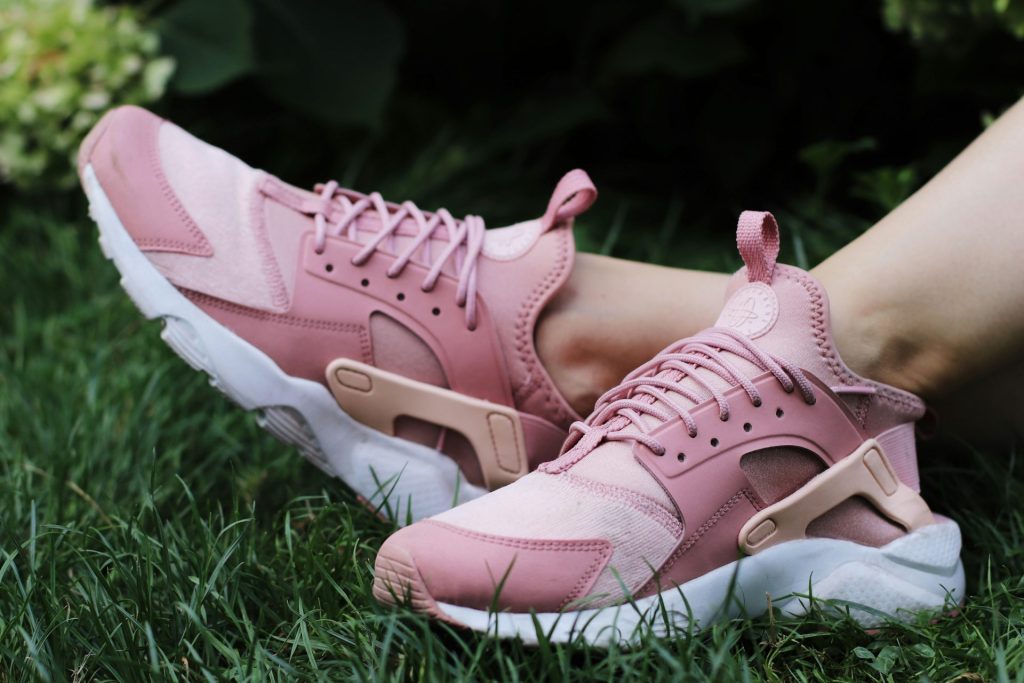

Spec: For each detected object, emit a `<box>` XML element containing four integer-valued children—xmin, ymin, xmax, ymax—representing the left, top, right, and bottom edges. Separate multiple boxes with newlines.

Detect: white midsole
<box><xmin>437</xmin><ymin>519</ymin><xmax>965</xmax><ymax>647</ymax></box>
<box><xmin>83</xmin><ymin>164</ymin><xmax>488</xmax><ymax>523</ymax></box>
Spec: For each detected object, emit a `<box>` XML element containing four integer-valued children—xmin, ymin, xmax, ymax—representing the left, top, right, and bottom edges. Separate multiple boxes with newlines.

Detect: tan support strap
<box><xmin>739</xmin><ymin>439</ymin><xmax>934</xmax><ymax>555</ymax></box>
<box><xmin>325</xmin><ymin>359</ymin><xmax>529</xmax><ymax>489</ymax></box>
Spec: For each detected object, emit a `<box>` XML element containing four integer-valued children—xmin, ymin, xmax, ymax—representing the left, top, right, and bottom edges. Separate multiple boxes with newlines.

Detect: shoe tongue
<box><xmin>714</xmin><ymin>211</ymin><xmax>843</xmax><ymax>387</ymax></box>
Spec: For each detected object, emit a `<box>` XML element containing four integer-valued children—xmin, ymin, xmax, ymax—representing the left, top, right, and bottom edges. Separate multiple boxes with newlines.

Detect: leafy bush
<box><xmin>884</xmin><ymin>0</ymin><xmax>1024</xmax><ymax>43</ymax></box>
<box><xmin>0</xmin><ymin>0</ymin><xmax>174</xmax><ymax>190</ymax></box>
<box><xmin>156</xmin><ymin>0</ymin><xmax>403</xmax><ymax>127</ymax></box>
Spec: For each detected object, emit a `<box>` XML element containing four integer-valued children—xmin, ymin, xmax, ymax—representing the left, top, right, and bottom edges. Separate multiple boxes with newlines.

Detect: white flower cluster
<box><xmin>0</xmin><ymin>0</ymin><xmax>175</xmax><ymax>190</ymax></box>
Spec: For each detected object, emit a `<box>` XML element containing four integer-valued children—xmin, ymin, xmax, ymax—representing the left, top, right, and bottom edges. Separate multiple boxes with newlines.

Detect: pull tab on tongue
<box><xmin>539</xmin><ymin>169</ymin><xmax>598</xmax><ymax>232</ymax></box>
<box><xmin>716</xmin><ymin>210</ymin><xmax>782</xmax><ymax>338</ymax></box>
<box><xmin>737</xmin><ymin>210</ymin><xmax>780</xmax><ymax>284</ymax></box>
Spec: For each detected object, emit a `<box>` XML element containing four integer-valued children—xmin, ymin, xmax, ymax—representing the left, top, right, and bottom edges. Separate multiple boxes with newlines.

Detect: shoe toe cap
<box><xmin>82</xmin><ymin>105</ymin><xmax>217</xmax><ymax>256</ymax></box>
<box><xmin>373</xmin><ymin>520</ymin><xmax>612</xmax><ymax>615</ymax></box>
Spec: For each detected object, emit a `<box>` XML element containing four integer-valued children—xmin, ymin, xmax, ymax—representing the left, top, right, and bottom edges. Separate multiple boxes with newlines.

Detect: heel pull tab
<box><xmin>737</xmin><ymin>210</ymin><xmax>780</xmax><ymax>284</ymax></box>
<box><xmin>540</xmin><ymin>169</ymin><xmax>598</xmax><ymax>232</ymax></box>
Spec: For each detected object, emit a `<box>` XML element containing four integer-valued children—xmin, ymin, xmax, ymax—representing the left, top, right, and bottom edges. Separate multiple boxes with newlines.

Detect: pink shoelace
<box><xmin>312</xmin><ymin>181</ymin><xmax>485</xmax><ymax>330</ymax></box>
<box><xmin>265</xmin><ymin>178</ymin><xmax>486</xmax><ymax>330</ymax></box>
<box><xmin>563</xmin><ymin>328</ymin><xmax>817</xmax><ymax>459</ymax></box>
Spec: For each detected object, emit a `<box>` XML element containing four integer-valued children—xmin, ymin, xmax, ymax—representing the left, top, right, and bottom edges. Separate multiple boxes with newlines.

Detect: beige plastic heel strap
<box><xmin>325</xmin><ymin>358</ymin><xmax>529</xmax><ymax>489</ymax></box>
<box><xmin>739</xmin><ymin>439</ymin><xmax>934</xmax><ymax>555</ymax></box>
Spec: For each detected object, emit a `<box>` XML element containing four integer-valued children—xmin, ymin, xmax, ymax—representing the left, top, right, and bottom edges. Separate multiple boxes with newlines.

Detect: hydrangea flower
<box><xmin>0</xmin><ymin>0</ymin><xmax>175</xmax><ymax>190</ymax></box>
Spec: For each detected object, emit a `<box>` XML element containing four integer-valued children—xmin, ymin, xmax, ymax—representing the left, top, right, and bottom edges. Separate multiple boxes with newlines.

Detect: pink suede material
<box><xmin>380</xmin><ymin>520</ymin><xmax>612</xmax><ymax>612</ymax></box>
<box><xmin>431</xmin><ymin>471</ymin><xmax>682</xmax><ymax>608</ymax></box>
<box><xmin>637</xmin><ymin>489</ymin><xmax>760</xmax><ymax>597</ymax></box>
<box><xmin>184</xmin><ymin>289</ymin><xmax>374</xmax><ymax>380</ymax></box>
<box><xmin>151</xmin><ymin>126</ymin><xmax>288</xmax><ymax>313</ymax></box>
<box><xmin>85</xmin><ymin>106</ymin><xmax>212</xmax><ymax>256</ymax></box>
<box><xmin>263</xmin><ymin>199</ymin><xmax>306</xmax><ymax>303</ymax></box>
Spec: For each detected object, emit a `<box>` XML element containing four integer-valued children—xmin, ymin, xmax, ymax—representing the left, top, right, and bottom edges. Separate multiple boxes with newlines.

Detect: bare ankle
<box><xmin>535</xmin><ymin>306</ymin><xmax>618</xmax><ymax>416</ymax></box>
<box><xmin>826</xmin><ymin>289</ymin><xmax>955</xmax><ymax>400</ymax></box>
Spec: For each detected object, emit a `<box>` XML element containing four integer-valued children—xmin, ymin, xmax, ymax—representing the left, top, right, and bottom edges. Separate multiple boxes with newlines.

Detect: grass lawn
<box><xmin>1</xmin><ymin>197</ymin><xmax>1022</xmax><ymax>682</ymax></box>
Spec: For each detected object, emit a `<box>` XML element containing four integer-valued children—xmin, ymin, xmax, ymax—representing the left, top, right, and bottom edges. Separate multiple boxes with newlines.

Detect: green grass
<box><xmin>1</xmin><ymin>198</ymin><xmax>1022</xmax><ymax>682</ymax></box>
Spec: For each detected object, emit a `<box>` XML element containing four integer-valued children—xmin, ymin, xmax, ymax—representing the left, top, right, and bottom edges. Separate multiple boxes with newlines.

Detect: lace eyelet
<box><xmin>752</xmin><ymin>398</ymin><xmax>762</xmax><ymax>407</ymax></box>
<box><xmin>743</xmin><ymin>422</ymin><xmax>752</xmax><ymax>433</ymax></box>
<box><xmin>676</xmin><ymin>452</ymin><xmax>686</xmax><ymax>462</ymax></box>
<box><xmin>432</xmin><ymin>307</ymin><xmax>441</xmax><ymax>316</ymax></box>
<box><xmin>710</xmin><ymin>438</ymin><xmax>719</xmax><ymax>447</ymax></box>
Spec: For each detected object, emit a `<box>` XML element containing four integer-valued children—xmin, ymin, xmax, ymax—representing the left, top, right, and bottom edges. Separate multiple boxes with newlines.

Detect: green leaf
<box><xmin>252</xmin><ymin>0</ymin><xmax>404</xmax><ymax>128</ymax></box>
<box><xmin>912</xmin><ymin>643</ymin><xmax>936</xmax><ymax>658</ymax></box>
<box><xmin>852</xmin><ymin>646</ymin><xmax>875</xmax><ymax>661</ymax></box>
<box><xmin>871</xmin><ymin>645</ymin><xmax>901</xmax><ymax>674</ymax></box>
<box><xmin>158</xmin><ymin>0</ymin><xmax>255</xmax><ymax>95</ymax></box>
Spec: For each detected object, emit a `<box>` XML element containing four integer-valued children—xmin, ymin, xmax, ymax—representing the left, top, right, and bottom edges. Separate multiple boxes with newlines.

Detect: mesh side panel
<box><xmin>739</xmin><ymin>446</ymin><xmax>825</xmax><ymax>505</ymax></box>
<box><xmin>369</xmin><ymin>313</ymin><xmax>447</xmax><ymax>387</ymax></box>
<box><xmin>806</xmin><ymin>495</ymin><xmax>905</xmax><ymax>547</ymax></box>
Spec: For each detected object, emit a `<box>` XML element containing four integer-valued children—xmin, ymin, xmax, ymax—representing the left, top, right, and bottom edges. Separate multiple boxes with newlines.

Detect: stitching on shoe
<box><xmin>182</xmin><ymin>289</ymin><xmax>372</xmax><ymax>364</ymax></box>
<box><xmin>513</xmin><ymin>226</ymin><xmax>574</xmax><ymax>426</ymax></box>
<box><xmin>138</xmin><ymin>118</ymin><xmax>213</xmax><ymax>256</ymax></box>
<box><xmin>250</xmin><ymin>172</ymin><xmax>291</xmax><ymax>311</ymax></box>
<box><xmin>561</xmin><ymin>542</ymin><xmax>613</xmax><ymax>609</ymax></box>
<box><xmin>423</xmin><ymin>520</ymin><xmax>611</xmax><ymax>552</ymax></box>
<box><xmin>638</xmin><ymin>488</ymin><xmax>755</xmax><ymax>596</ymax></box>
<box><xmin>559</xmin><ymin>472</ymin><xmax>683</xmax><ymax>537</ymax></box>
<box><xmin>419</xmin><ymin>521</ymin><xmax>612</xmax><ymax>610</ymax></box>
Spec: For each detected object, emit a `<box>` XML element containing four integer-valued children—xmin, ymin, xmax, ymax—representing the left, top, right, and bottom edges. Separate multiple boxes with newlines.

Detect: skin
<box><xmin>537</xmin><ymin>97</ymin><xmax>1024</xmax><ymax>441</ymax></box>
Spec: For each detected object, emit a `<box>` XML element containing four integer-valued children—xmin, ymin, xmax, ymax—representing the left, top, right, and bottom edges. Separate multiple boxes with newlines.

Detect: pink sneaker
<box><xmin>373</xmin><ymin>211</ymin><xmax>964</xmax><ymax>645</ymax></box>
<box><xmin>78</xmin><ymin>105</ymin><xmax>595</xmax><ymax>523</ymax></box>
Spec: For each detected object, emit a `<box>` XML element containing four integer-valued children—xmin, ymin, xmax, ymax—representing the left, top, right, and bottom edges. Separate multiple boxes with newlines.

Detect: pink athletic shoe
<box><xmin>373</xmin><ymin>211</ymin><xmax>965</xmax><ymax>645</ymax></box>
<box><xmin>78</xmin><ymin>105</ymin><xmax>595</xmax><ymax>523</ymax></box>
